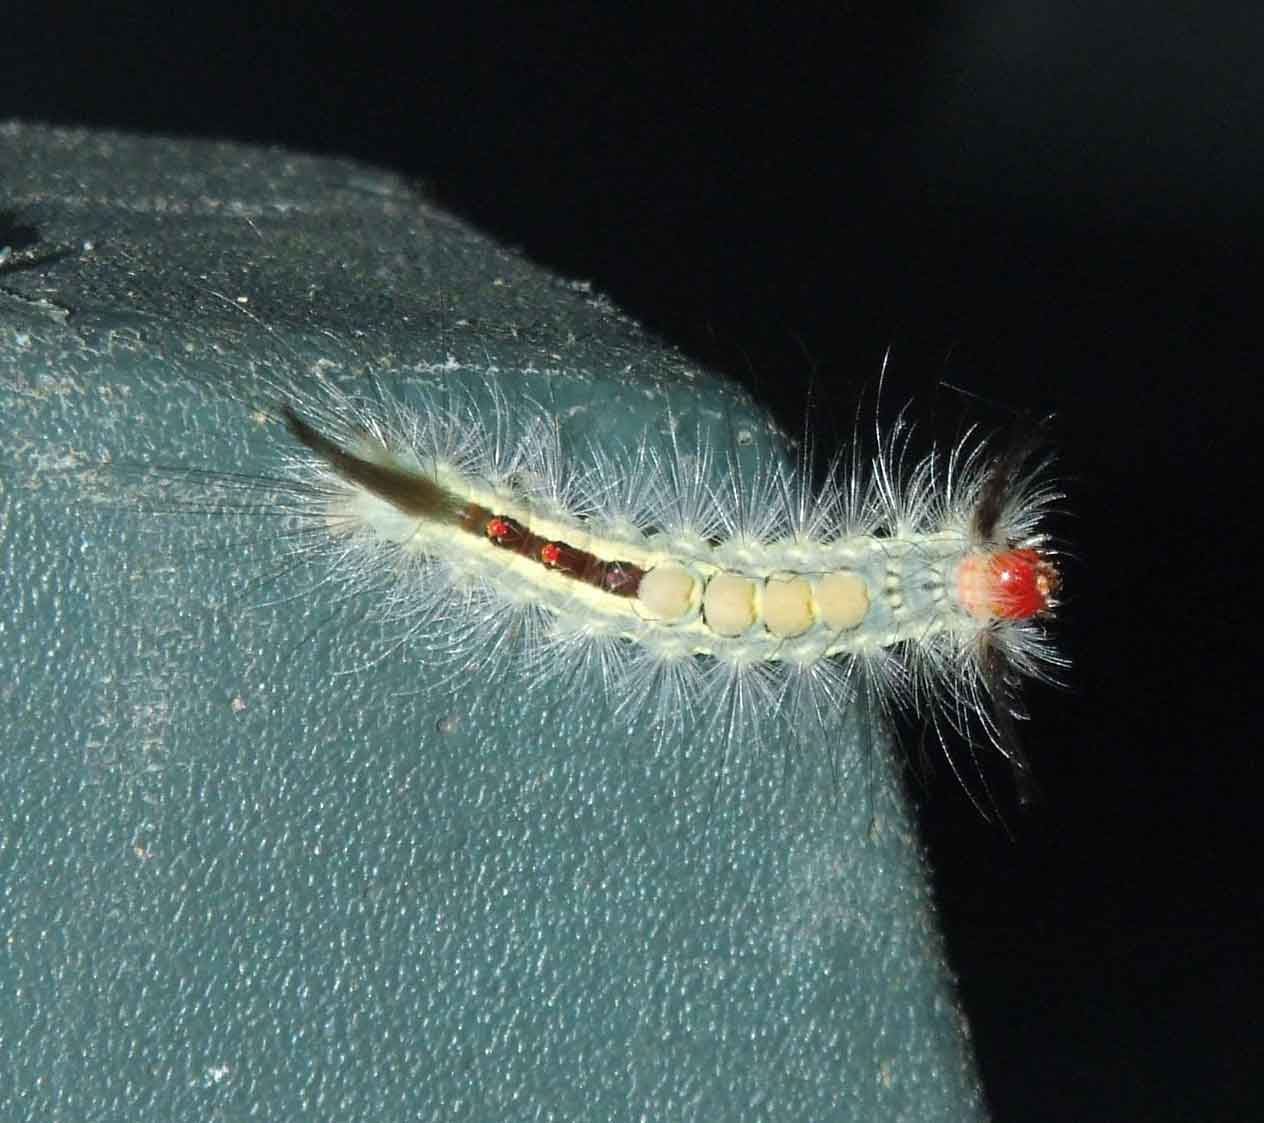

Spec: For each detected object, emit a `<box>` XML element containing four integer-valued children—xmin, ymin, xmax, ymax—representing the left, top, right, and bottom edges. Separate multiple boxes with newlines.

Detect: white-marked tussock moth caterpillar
<box><xmin>109</xmin><ymin>321</ymin><xmax>1065</xmax><ymax>815</ymax></box>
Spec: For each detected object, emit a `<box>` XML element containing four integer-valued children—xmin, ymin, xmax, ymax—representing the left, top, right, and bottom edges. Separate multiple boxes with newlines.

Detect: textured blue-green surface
<box><xmin>0</xmin><ymin>123</ymin><xmax>986</xmax><ymax>1121</ymax></box>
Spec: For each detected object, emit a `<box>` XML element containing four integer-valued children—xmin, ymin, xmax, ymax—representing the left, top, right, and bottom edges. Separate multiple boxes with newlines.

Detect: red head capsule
<box><xmin>957</xmin><ymin>547</ymin><xmax>1059</xmax><ymax>621</ymax></box>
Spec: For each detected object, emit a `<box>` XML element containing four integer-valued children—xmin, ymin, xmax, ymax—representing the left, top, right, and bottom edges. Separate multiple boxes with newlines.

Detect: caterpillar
<box><xmin>114</xmin><ymin>337</ymin><xmax>1065</xmax><ymax>814</ymax></box>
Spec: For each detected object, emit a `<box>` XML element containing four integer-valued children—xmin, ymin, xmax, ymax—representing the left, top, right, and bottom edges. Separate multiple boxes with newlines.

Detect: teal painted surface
<box><xmin>0</xmin><ymin>123</ymin><xmax>986</xmax><ymax>1121</ymax></box>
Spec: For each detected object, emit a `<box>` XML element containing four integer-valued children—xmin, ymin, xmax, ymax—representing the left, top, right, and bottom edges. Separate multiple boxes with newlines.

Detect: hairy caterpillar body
<box><xmin>141</xmin><ymin>358</ymin><xmax>1064</xmax><ymax>808</ymax></box>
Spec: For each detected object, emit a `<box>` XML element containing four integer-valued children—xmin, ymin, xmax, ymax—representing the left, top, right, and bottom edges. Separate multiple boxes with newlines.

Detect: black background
<box><xmin>5</xmin><ymin>6</ymin><xmax>1259</xmax><ymax>1120</ymax></box>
